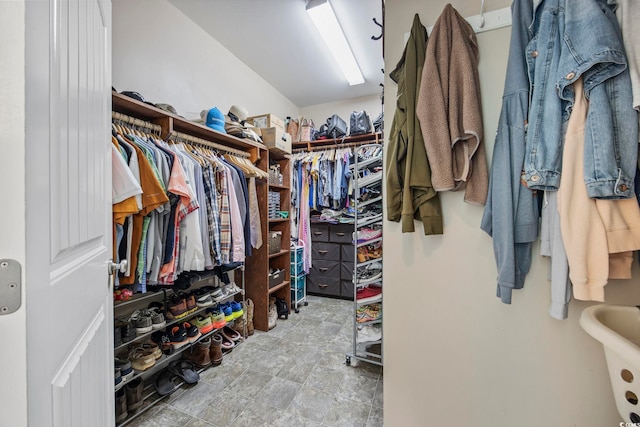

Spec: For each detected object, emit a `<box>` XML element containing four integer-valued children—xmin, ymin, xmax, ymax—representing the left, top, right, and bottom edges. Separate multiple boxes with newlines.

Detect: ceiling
<box><xmin>168</xmin><ymin>0</ymin><xmax>385</xmax><ymax>108</ymax></box>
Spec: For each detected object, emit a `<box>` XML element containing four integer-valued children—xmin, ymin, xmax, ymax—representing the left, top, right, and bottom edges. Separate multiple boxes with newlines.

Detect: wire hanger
<box><xmin>478</xmin><ymin>0</ymin><xmax>486</xmax><ymax>28</ymax></box>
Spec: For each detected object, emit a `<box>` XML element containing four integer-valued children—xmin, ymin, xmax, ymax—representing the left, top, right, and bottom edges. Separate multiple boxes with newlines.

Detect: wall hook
<box><xmin>478</xmin><ymin>0</ymin><xmax>486</xmax><ymax>28</ymax></box>
<box><xmin>371</xmin><ymin>17</ymin><xmax>383</xmax><ymax>40</ymax></box>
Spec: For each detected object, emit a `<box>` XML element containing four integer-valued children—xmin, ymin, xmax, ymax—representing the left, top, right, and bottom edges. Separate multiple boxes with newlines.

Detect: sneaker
<box><xmin>206</xmin><ymin>308</ymin><xmax>227</xmax><ymax>329</ymax></box>
<box><xmin>211</xmin><ymin>287</ymin><xmax>224</xmax><ymax>302</ymax></box>
<box><xmin>114</xmin><ymin>367</ymin><xmax>122</xmax><ymax>387</ymax></box>
<box><xmin>192</xmin><ymin>315</ymin><xmax>214</xmax><ymax>335</ymax></box>
<box><xmin>230</xmin><ymin>301</ymin><xmax>244</xmax><ymax>319</ymax></box>
<box><xmin>219</xmin><ymin>303</ymin><xmax>234</xmax><ymax>323</ymax></box>
<box><xmin>115</xmin><ymin>357</ymin><xmax>134</xmax><ymax>382</ymax></box>
<box><xmin>356</xmin><ymin>303</ymin><xmax>382</xmax><ymax>323</ymax></box>
<box><xmin>195</xmin><ymin>292</ymin><xmax>214</xmax><ymax>308</ymax></box>
<box><xmin>148</xmin><ymin>307</ymin><xmax>166</xmax><ymax>330</ymax></box>
<box><xmin>183</xmin><ymin>292</ymin><xmax>198</xmax><ymax>314</ymax></box>
<box><xmin>357</xmin><ymin>262</ymin><xmax>382</xmax><ymax>284</ymax></box>
<box><xmin>182</xmin><ymin>321</ymin><xmax>201</xmax><ymax>343</ymax></box>
<box><xmin>129</xmin><ymin>310</ymin><xmax>153</xmax><ymax>335</ymax></box>
<box><xmin>356</xmin><ymin>285</ymin><xmax>382</xmax><ymax>304</ymax></box>
<box><xmin>356</xmin><ymin>324</ymin><xmax>382</xmax><ymax>344</ymax></box>
<box><xmin>137</xmin><ymin>342</ymin><xmax>163</xmax><ymax>360</ymax></box>
<box><xmin>116</xmin><ymin>319</ymin><xmax>136</xmax><ymax>344</ymax></box>
<box><xmin>151</xmin><ymin>331</ymin><xmax>174</xmax><ymax>355</ymax></box>
<box><xmin>167</xmin><ymin>325</ymin><xmax>189</xmax><ymax>351</ymax></box>
<box><xmin>358</xmin><ymin>170</ymin><xmax>383</xmax><ymax>187</ymax></box>
<box><xmin>356</xmin><ymin>228</ymin><xmax>382</xmax><ymax>244</ymax></box>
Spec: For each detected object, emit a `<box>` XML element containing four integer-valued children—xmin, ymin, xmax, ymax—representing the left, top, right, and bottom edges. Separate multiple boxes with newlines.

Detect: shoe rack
<box><xmin>346</xmin><ymin>143</ymin><xmax>384</xmax><ymax>368</ymax></box>
<box><xmin>245</xmin><ymin>150</ymin><xmax>292</xmax><ymax>331</ymax></box>
<box><xmin>111</xmin><ymin>93</ymin><xmax>269</xmax><ymax>424</ymax></box>
<box><xmin>113</xmin><ymin>274</ymin><xmax>245</xmax><ymax>426</ymax></box>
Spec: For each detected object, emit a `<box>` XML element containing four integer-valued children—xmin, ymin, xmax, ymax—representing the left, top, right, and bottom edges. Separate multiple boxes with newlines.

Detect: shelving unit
<box><xmin>346</xmin><ymin>143</ymin><xmax>383</xmax><ymax>368</ymax></box>
<box><xmin>113</xmin><ymin>269</ymin><xmax>245</xmax><ymax>425</ymax></box>
<box><xmin>245</xmin><ymin>150</ymin><xmax>292</xmax><ymax>331</ymax></box>
<box><xmin>290</xmin><ymin>242</ymin><xmax>307</xmax><ymax>313</ymax></box>
<box><xmin>111</xmin><ymin>93</ymin><xmax>261</xmax><ymax>424</ymax></box>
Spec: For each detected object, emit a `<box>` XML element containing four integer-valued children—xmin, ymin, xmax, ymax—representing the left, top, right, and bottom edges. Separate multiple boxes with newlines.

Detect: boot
<box><xmin>115</xmin><ymin>388</ymin><xmax>128</xmax><ymax>423</ymax></box>
<box><xmin>246</xmin><ymin>298</ymin><xmax>254</xmax><ymax>336</ymax></box>
<box><xmin>124</xmin><ymin>378</ymin><xmax>143</xmax><ymax>412</ymax></box>
<box><xmin>182</xmin><ymin>338</ymin><xmax>211</xmax><ymax>368</ymax></box>
<box><xmin>209</xmin><ymin>333</ymin><xmax>223</xmax><ymax>366</ymax></box>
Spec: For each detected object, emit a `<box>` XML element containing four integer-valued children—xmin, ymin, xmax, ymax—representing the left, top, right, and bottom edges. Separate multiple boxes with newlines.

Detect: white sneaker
<box><xmin>356</xmin><ymin>324</ymin><xmax>382</xmax><ymax>344</ymax></box>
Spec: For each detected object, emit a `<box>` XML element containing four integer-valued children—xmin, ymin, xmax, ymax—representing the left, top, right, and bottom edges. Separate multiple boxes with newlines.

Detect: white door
<box><xmin>0</xmin><ymin>0</ymin><xmax>113</xmax><ymax>426</ymax></box>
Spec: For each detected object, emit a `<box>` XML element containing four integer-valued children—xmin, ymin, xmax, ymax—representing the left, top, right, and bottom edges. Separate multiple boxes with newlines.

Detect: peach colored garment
<box><xmin>558</xmin><ymin>78</ymin><xmax>640</xmax><ymax>301</ymax></box>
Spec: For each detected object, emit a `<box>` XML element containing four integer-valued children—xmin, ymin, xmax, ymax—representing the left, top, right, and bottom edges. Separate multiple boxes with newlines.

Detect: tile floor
<box><xmin>127</xmin><ymin>295</ymin><xmax>383</xmax><ymax>427</ymax></box>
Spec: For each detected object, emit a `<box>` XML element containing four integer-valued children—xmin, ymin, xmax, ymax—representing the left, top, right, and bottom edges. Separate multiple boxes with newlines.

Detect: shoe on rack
<box><xmin>230</xmin><ymin>301</ymin><xmax>244</xmax><ymax>319</ymax></box>
<box><xmin>114</xmin><ymin>325</ymin><xmax>123</xmax><ymax>347</ymax></box>
<box><xmin>214</xmin><ymin>332</ymin><xmax>235</xmax><ymax>352</ymax></box>
<box><xmin>115</xmin><ymin>357</ymin><xmax>134</xmax><ymax>382</ymax></box>
<box><xmin>151</xmin><ymin>330</ymin><xmax>174</xmax><ymax>355</ymax></box>
<box><xmin>114</xmin><ymin>367</ymin><xmax>122</xmax><ymax>388</ymax></box>
<box><xmin>167</xmin><ymin>324</ymin><xmax>189</xmax><ymax>351</ymax></box>
<box><xmin>356</xmin><ymin>262</ymin><xmax>382</xmax><ymax>284</ymax></box>
<box><xmin>115</xmin><ymin>388</ymin><xmax>128</xmax><ymax>423</ymax></box>
<box><xmin>178</xmin><ymin>292</ymin><xmax>198</xmax><ymax>315</ymax></box>
<box><xmin>356</xmin><ymin>285</ymin><xmax>382</xmax><ymax>304</ymax></box>
<box><xmin>137</xmin><ymin>341</ymin><xmax>162</xmax><ymax>360</ymax></box>
<box><xmin>127</xmin><ymin>346</ymin><xmax>156</xmax><ymax>372</ymax></box>
<box><xmin>211</xmin><ymin>287</ymin><xmax>224</xmax><ymax>302</ymax></box>
<box><xmin>209</xmin><ymin>333</ymin><xmax>223</xmax><ymax>366</ymax></box>
<box><xmin>125</xmin><ymin>378</ymin><xmax>144</xmax><ymax>412</ymax></box>
<box><xmin>356</xmin><ymin>303</ymin><xmax>382</xmax><ymax>323</ymax></box>
<box><xmin>116</xmin><ymin>319</ymin><xmax>136</xmax><ymax>344</ymax></box>
<box><xmin>219</xmin><ymin>303</ymin><xmax>234</xmax><ymax>323</ymax></box>
<box><xmin>147</xmin><ymin>307</ymin><xmax>166</xmax><ymax>330</ymax></box>
<box><xmin>356</xmin><ymin>324</ymin><xmax>382</xmax><ymax>344</ymax></box>
<box><xmin>206</xmin><ymin>308</ymin><xmax>227</xmax><ymax>329</ymax></box>
<box><xmin>166</xmin><ymin>295</ymin><xmax>188</xmax><ymax>321</ymax></box>
<box><xmin>221</xmin><ymin>325</ymin><xmax>243</xmax><ymax>343</ymax></box>
<box><xmin>181</xmin><ymin>338</ymin><xmax>211</xmax><ymax>369</ymax></box>
<box><xmin>129</xmin><ymin>310</ymin><xmax>153</xmax><ymax>335</ymax></box>
<box><xmin>182</xmin><ymin>321</ymin><xmax>202</xmax><ymax>343</ymax></box>
<box><xmin>356</xmin><ymin>228</ymin><xmax>382</xmax><ymax>244</ymax></box>
<box><xmin>192</xmin><ymin>315</ymin><xmax>214</xmax><ymax>335</ymax></box>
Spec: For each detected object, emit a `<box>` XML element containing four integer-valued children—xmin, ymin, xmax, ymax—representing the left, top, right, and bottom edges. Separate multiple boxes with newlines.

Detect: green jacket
<box><xmin>385</xmin><ymin>14</ymin><xmax>443</xmax><ymax>234</ymax></box>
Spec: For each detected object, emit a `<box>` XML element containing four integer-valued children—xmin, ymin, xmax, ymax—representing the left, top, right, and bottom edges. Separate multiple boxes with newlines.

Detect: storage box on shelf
<box><xmin>244</xmin><ymin>149</ymin><xmax>292</xmax><ymax>331</ymax></box>
<box><xmin>307</xmin><ymin>222</ymin><xmax>355</xmax><ymax>299</ymax></box>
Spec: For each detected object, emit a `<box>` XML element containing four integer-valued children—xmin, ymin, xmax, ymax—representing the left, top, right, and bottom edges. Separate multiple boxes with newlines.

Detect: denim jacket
<box><xmin>481</xmin><ymin>0</ymin><xmax>539</xmax><ymax>304</ymax></box>
<box><xmin>522</xmin><ymin>0</ymin><xmax>638</xmax><ymax>199</ymax></box>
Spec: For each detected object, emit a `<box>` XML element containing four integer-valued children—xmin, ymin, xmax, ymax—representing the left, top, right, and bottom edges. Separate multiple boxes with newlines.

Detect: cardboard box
<box><xmin>261</xmin><ymin>127</ymin><xmax>292</xmax><ymax>155</ymax></box>
<box><xmin>247</xmin><ymin>114</ymin><xmax>285</xmax><ymax>133</ymax></box>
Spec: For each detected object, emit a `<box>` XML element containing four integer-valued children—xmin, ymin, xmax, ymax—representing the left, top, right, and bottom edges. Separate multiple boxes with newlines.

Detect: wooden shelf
<box><xmin>268</xmin><ymin>218</ymin><xmax>289</xmax><ymax>224</ymax></box>
<box><xmin>268</xmin><ymin>280</ymin><xmax>290</xmax><ymax>294</ymax></box>
<box><xmin>292</xmin><ymin>132</ymin><xmax>383</xmax><ymax>151</ymax></box>
<box><xmin>268</xmin><ymin>249</ymin><xmax>290</xmax><ymax>259</ymax></box>
<box><xmin>268</xmin><ymin>183</ymin><xmax>289</xmax><ymax>190</ymax></box>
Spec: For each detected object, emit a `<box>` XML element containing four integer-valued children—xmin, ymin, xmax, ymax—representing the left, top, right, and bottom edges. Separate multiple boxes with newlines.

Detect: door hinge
<box><xmin>0</xmin><ymin>259</ymin><xmax>21</xmax><ymax>315</ymax></box>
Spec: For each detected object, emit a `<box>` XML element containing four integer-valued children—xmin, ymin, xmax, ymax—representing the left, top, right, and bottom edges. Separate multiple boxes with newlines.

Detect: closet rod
<box><xmin>111</xmin><ymin>111</ymin><xmax>162</xmax><ymax>134</ymax></box>
<box><xmin>292</xmin><ymin>140</ymin><xmax>377</xmax><ymax>153</ymax></box>
<box><xmin>169</xmin><ymin>130</ymin><xmax>250</xmax><ymax>159</ymax></box>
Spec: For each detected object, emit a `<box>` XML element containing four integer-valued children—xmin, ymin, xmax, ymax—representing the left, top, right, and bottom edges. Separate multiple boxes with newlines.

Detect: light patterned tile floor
<box><xmin>125</xmin><ymin>295</ymin><xmax>383</xmax><ymax>427</ymax></box>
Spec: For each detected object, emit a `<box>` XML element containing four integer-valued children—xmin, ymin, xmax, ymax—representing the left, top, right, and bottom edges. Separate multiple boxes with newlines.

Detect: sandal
<box><xmin>154</xmin><ymin>369</ymin><xmax>176</xmax><ymax>396</ymax></box>
<box><xmin>168</xmin><ymin>360</ymin><xmax>200</xmax><ymax>385</ymax></box>
<box><xmin>214</xmin><ymin>332</ymin><xmax>235</xmax><ymax>352</ymax></box>
<box><xmin>221</xmin><ymin>326</ymin><xmax>243</xmax><ymax>343</ymax></box>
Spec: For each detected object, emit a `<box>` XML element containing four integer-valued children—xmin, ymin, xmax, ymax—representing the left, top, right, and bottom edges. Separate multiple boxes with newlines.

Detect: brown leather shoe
<box><xmin>182</xmin><ymin>339</ymin><xmax>211</xmax><ymax>368</ymax></box>
<box><xmin>210</xmin><ymin>333</ymin><xmax>223</xmax><ymax>366</ymax></box>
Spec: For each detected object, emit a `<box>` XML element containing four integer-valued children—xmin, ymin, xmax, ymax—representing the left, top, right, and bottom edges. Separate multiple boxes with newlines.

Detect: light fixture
<box><xmin>306</xmin><ymin>0</ymin><xmax>365</xmax><ymax>86</ymax></box>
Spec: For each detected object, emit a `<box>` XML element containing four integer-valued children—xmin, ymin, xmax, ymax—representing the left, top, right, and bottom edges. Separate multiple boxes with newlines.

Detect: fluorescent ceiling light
<box><xmin>306</xmin><ymin>0</ymin><xmax>365</xmax><ymax>86</ymax></box>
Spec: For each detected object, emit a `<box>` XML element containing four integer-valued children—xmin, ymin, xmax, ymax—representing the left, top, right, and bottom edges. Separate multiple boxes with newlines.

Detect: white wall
<box><xmin>299</xmin><ymin>94</ymin><xmax>382</xmax><ymax>131</ymax></box>
<box><xmin>0</xmin><ymin>2</ymin><xmax>27</xmax><ymax>426</ymax></box>
<box><xmin>112</xmin><ymin>0</ymin><xmax>298</xmax><ymax>122</ymax></box>
<box><xmin>383</xmin><ymin>1</ymin><xmax>640</xmax><ymax>426</ymax></box>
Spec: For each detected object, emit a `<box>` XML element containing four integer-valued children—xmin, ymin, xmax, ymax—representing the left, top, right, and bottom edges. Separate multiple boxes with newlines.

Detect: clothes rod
<box><xmin>169</xmin><ymin>130</ymin><xmax>250</xmax><ymax>159</ymax></box>
<box><xmin>292</xmin><ymin>140</ymin><xmax>377</xmax><ymax>153</ymax></box>
<box><xmin>111</xmin><ymin>111</ymin><xmax>162</xmax><ymax>133</ymax></box>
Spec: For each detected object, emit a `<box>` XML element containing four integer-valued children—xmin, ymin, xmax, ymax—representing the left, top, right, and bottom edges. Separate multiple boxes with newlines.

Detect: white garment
<box><xmin>117</xmin><ymin>139</ymin><xmax>143</xmax><ymax>211</ymax></box>
<box><xmin>111</xmin><ymin>145</ymin><xmax>142</xmax><ymax>204</ymax></box>
<box><xmin>221</xmin><ymin>162</ymin><xmax>245</xmax><ymax>263</ymax></box>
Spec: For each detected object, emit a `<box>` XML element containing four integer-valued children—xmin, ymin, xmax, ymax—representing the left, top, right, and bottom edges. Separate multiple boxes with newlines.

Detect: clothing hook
<box><xmin>478</xmin><ymin>0</ymin><xmax>486</xmax><ymax>28</ymax></box>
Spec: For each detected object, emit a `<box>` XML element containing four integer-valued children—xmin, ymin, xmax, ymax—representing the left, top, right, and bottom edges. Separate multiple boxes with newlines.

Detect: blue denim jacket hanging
<box><xmin>522</xmin><ymin>0</ymin><xmax>637</xmax><ymax>199</ymax></box>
